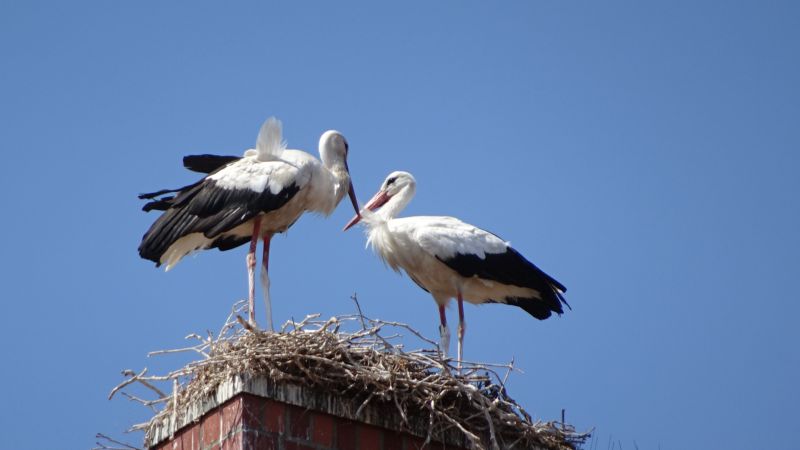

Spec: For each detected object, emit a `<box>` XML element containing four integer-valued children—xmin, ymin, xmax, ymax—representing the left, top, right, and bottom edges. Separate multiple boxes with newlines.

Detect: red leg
<box><xmin>457</xmin><ymin>291</ymin><xmax>465</xmax><ymax>368</ymax></box>
<box><xmin>261</xmin><ymin>232</ymin><xmax>274</xmax><ymax>331</ymax></box>
<box><xmin>262</xmin><ymin>234</ymin><xmax>271</xmax><ymax>271</ymax></box>
<box><xmin>438</xmin><ymin>303</ymin><xmax>450</xmax><ymax>359</ymax></box>
<box><xmin>246</xmin><ymin>217</ymin><xmax>262</xmax><ymax>327</ymax></box>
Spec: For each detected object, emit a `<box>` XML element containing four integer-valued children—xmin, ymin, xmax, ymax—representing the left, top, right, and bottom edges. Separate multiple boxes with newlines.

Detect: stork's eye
<box><xmin>344</xmin><ymin>140</ymin><xmax>349</xmax><ymax>153</ymax></box>
<box><xmin>386</xmin><ymin>176</ymin><xmax>397</xmax><ymax>186</ymax></box>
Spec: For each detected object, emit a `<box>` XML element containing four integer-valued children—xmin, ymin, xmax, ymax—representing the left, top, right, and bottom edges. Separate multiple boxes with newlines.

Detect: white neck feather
<box><xmin>376</xmin><ymin>184</ymin><xmax>415</xmax><ymax>222</ymax></box>
<box><xmin>311</xmin><ymin>165</ymin><xmax>350</xmax><ymax>216</ymax></box>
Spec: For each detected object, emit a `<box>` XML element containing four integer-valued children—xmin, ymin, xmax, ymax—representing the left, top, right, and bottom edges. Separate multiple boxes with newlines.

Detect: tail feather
<box><xmin>256</xmin><ymin>117</ymin><xmax>285</xmax><ymax>160</ymax></box>
<box><xmin>138</xmin><ymin>206</ymin><xmax>196</xmax><ymax>265</ymax></box>
<box><xmin>502</xmin><ymin>282</ymin><xmax>569</xmax><ymax>320</ymax></box>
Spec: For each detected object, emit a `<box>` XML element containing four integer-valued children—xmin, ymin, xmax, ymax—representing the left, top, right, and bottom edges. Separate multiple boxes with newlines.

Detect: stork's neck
<box><xmin>319</xmin><ymin>141</ymin><xmax>350</xmax><ymax>209</ymax></box>
<box><xmin>377</xmin><ymin>184</ymin><xmax>415</xmax><ymax>221</ymax></box>
<box><xmin>299</xmin><ymin>157</ymin><xmax>351</xmax><ymax>217</ymax></box>
<box><xmin>330</xmin><ymin>165</ymin><xmax>351</xmax><ymax>206</ymax></box>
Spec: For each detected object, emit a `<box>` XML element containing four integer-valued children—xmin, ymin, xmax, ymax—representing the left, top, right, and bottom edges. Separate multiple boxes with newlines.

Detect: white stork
<box><xmin>138</xmin><ymin>117</ymin><xmax>360</xmax><ymax>330</ymax></box>
<box><xmin>344</xmin><ymin>171</ymin><xmax>568</xmax><ymax>362</ymax></box>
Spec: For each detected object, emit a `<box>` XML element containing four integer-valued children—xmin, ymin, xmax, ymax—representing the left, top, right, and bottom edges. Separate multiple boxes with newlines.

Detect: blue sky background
<box><xmin>1</xmin><ymin>2</ymin><xmax>798</xmax><ymax>449</ymax></box>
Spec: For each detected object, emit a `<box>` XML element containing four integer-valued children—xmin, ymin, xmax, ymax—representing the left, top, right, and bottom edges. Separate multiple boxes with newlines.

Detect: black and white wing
<box><xmin>398</xmin><ymin>216</ymin><xmax>569</xmax><ymax>319</ymax></box>
<box><xmin>138</xmin><ymin>155</ymin><xmax>241</xmax><ymax>212</ymax></box>
<box><xmin>138</xmin><ymin>157</ymin><xmax>308</xmax><ymax>266</ymax></box>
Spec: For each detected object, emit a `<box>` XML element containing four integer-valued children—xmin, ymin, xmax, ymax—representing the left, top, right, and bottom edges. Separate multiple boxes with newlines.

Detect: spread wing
<box><xmin>138</xmin><ymin>155</ymin><xmax>241</xmax><ymax>211</ymax></box>
<box><xmin>138</xmin><ymin>158</ymin><xmax>309</xmax><ymax>264</ymax></box>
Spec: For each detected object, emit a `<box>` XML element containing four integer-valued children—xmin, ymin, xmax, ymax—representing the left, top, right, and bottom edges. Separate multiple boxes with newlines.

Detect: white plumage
<box><xmin>139</xmin><ymin>117</ymin><xmax>360</xmax><ymax>329</ymax></box>
<box><xmin>345</xmin><ymin>171</ymin><xmax>568</xmax><ymax>362</ymax></box>
<box><xmin>255</xmin><ymin>117</ymin><xmax>285</xmax><ymax>160</ymax></box>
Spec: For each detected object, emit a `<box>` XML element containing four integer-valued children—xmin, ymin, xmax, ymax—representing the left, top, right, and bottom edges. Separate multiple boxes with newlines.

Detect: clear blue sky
<box><xmin>1</xmin><ymin>2</ymin><xmax>798</xmax><ymax>449</ymax></box>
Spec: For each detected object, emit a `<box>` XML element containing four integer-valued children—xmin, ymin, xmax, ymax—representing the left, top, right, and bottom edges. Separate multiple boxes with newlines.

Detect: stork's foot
<box><xmin>247</xmin><ymin>311</ymin><xmax>259</xmax><ymax>330</ymax></box>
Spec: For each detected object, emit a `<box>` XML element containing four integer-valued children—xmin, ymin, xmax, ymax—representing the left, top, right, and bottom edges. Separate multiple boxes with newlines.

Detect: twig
<box><xmin>236</xmin><ymin>315</ymin><xmax>256</xmax><ymax>332</ymax></box>
<box><xmin>120</xmin><ymin>392</ymin><xmax>161</xmax><ymax>412</ymax></box>
<box><xmin>93</xmin><ymin>433</ymin><xmax>141</xmax><ymax>450</ymax></box>
<box><xmin>350</xmin><ymin>293</ymin><xmax>368</xmax><ymax>330</ymax></box>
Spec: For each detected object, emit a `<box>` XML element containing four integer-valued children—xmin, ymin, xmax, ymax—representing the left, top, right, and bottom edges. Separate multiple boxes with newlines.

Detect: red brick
<box><xmin>221</xmin><ymin>431</ymin><xmax>241</xmax><ymax>450</ymax></box>
<box><xmin>337</xmin><ymin>420</ymin><xmax>358</xmax><ymax>449</ymax></box>
<box><xmin>263</xmin><ymin>399</ymin><xmax>286</xmax><ymax>433</ymax></box>
<box><xmin>158</xmin><ymin>436</ymin><xmax>180</xmax><ymax>450</ymax></box>
<box><xmin>240</xmin><ymin>394</ymin><xmax>264</xmax><ymax>429</ymax></box>
<box><xmin>383</xmin><ymin>431</ymin><xmax>403</xmax><ymax>450</ymax></box>
<box><xmin>285</xmin><ymin>442</ymin><xmax>315</xmax><ymax>450</ymax></box>
<box><xmin>242</xmin><ymin>431</ymin><xmax>278</xmax><ymax>450</ymax></box>
<box><xmin>180</xmin><ymin>424</ymin><xmax>201</xmax><ymax>450</ymax></box>
<box><xmin>201</xmin><ymin>409</ymin><xmax>221</xmax><ymax>448</ymax></box>
<box><xmin>312</xmin><ymin>412</ymin><xmax>334</xmax><ymax>447</ymax></box>
<box><xmin>287</xmin><ymin>405</ymin><xmax>311</xmax><ymax>440</ymax></box>
<box><xmin>159</xmin><ymin>437</ymin><xmax>177</xmax><ymax>450</ymax></box>
<box><xmin>222</xmin><ymin>397</ymin><xmax>244</xmax><ymax>437</ymax></box>
<box><xmin>359</xmin><ymin>424</ymin><xmax>382</xmax><ymax>450</ymax></box>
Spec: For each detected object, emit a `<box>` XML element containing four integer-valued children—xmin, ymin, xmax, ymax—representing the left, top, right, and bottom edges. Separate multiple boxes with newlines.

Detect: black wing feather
<box><xmin>139</xmin><ymin>179</ymin><xmax>206</xmax><ymax>211</ymax></box>
<box><xmin>138</xmin><ymin>178</ymin><xmax>301</xmax><ymax>265</ymax></box>
<box><xmin>183</xmin><ymin>154</ymin><xmax>241</xmax><ymax>174</ymax></box>
<box><xmin>437</xmin><ymin>247</ymin><xmax>569</xmax><ymax>320</ymax></box>
<box><xmin>139</xmin><ymin>154</ymin><xmax>238</xmax><ymax>208</ymax></box>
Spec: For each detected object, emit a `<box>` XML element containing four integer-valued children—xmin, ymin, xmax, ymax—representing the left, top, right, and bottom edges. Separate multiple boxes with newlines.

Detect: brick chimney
<box><xmin>147</xmin><ymin>375</ymin><xmax>475</xmax><ymax>450</ymax></box>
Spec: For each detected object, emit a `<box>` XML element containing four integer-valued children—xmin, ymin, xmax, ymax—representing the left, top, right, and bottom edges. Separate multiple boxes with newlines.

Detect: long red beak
<box><xmin>343</xmin><ymin>159</ymin><xmax>361</xmax><ymax>227</ymax></box>
<box><xmin>344</xmin><ymin>160</ymin><xmax>360</xmax><ymax>215</ymax></box>
<box><xmin>343</xmin><ymin>189</ymin><xmax>391</xmax><ymax>231</ymax></box>
<box><xmin>347</xmin><ymin>180</ymin><xmax>359</xmax><ymax>216</ymax></box>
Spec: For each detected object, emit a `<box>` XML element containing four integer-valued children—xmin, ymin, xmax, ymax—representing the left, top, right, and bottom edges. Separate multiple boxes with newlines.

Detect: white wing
<box><xmin>391</xmin><ymin>216</ymin><xmax>509</xmax><ymax>260</ymax></box>
<box><xmin>208</xmin><ymin>156</ymin><xmax>311</xmax><ymax>195</ymax></box>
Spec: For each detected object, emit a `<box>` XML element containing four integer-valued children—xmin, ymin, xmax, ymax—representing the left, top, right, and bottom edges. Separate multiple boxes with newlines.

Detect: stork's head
<box><xmin>343</xmin><ymin>171</ymin><xmax>416</xmax><ymax>230</ymax></box>
<box><xmin>319</xmin><ymin>130</ymin><xmax>360</xmax><ymax>217</ymax></box>
<box><xmin>319</xmin><ymin>130</ymin><xmax>348</xmax><ymax>168</ymax></box>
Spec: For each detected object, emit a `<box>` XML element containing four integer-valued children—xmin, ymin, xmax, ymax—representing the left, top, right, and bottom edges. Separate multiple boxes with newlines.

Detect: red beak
<box><xmin>343</xmin><ymin>189</ymin><xmax>391</xmax><ymax>231</ymax></box>
<box><xmin>342</xmin><ymin>159</ymin><xmax>362</xmax><ymax>228</ymax></box>
<box><xmin>347</xmin><ymin>180</ymin><xmax>359</xmax><ymax>216</ymax></box>
<box><xmin>344</xmin><ymin>160</ymin><xmax>360</xmax><ymax>216</ymax></box>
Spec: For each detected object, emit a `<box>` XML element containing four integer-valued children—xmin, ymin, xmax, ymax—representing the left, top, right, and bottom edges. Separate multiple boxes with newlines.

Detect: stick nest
<box><xmin>105</xmin><ymin>300</ymin><xmax>589</xmax><ymax>450</ymax></box>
